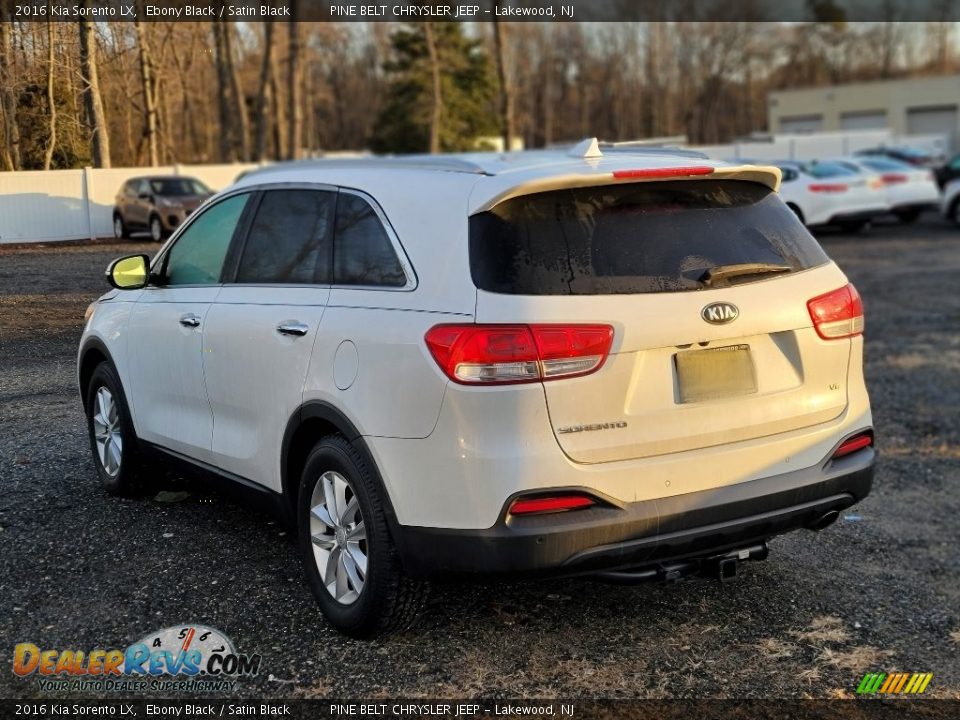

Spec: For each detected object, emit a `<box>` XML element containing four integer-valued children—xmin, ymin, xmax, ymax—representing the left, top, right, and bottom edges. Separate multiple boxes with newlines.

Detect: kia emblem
<box><xmin>701</xmin><ymin>302</ymin><xmax>739</xmax><ymax>324</ymax></box>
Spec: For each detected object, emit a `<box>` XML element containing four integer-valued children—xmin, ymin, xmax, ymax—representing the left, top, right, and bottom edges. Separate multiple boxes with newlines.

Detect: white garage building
<box><xmin>768</xmin><ymin>74</ymin><xmax>960</xmax><ymax>152</ymax></box>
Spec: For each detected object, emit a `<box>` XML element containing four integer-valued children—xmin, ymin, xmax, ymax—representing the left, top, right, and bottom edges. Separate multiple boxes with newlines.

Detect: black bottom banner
<box><xmin>3</xmin><ymin>699</ymin><xmax>960</xmax><ymax>720</ymax></box>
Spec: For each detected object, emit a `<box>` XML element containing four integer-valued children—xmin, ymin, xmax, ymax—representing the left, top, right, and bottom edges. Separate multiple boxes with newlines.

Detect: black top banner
<box><xmin>3</xmin><ymin>699</ymin><xmax>960</xmax><ymax>719</ymax></box>
<box><xmin>5</xmin><ymin>0</ymin><xmax>960</xmax><ymax>23</ymax></box>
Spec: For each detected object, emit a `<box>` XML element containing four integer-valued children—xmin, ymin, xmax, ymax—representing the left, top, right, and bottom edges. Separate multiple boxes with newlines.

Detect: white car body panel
<box><xmin>126</xmin><ymin>286</ymin><xmax>220</xmax><ymax>463</ymax></box>
<box><xmin>80</xmin><ymin>147</ymin><xmax>873</xmax><ymax>538</ymax></box>
<box><xmin>776</xmin><ymin>166</ymin><xmax>889</xmax><ymax>226</ymax></box>
<box><xmin>832</xmin><ymin>157</ymin><xmax>940</xmax><ymax>212</ymax></box>
<box><xmin>203</xmin><ymin>285</ymin><xmax>330</xmax><ymax>490</ymax></box>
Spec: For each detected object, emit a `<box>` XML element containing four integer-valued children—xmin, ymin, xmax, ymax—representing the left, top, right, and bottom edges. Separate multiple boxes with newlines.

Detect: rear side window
<box><xmin>237</xmin><ymin>189</ymin><xmax>335</xmax><ymax>284</ymax></box>
<box><xmin>861</xmin><ymin>157</ymin><xmax>912</xmax><ymax>172</ymax></box>
<box><xmin>469</xmin><ymin>180</ymin><xmax>829</xmax><ymax>295</ymax></box>
<box><xmin>803</xmin><ymin>162</ymin><xmax>858</xmax><ymax>178</ymax></box>
<box><xmin>334</xmin><ymin>192</ymin><xmax>406</xmax><ymax>287</ymax></box>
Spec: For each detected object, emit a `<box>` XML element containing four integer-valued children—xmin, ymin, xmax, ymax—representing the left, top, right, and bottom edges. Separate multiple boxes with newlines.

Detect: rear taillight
<box><xmin>808</xmin><ymin>183</ymin><xmax>848</xmax><ymax>193</ymax></box>
<box><xmin>424</xmin><ymin>324</ymin><xmax>614</xmax><ymax>385</ymax></box>
<box><xmin>509</xmin><ymin>494</ymin><xmax>595</xmax><ymax>516</ymax></box>
<box><xmin>807</xmin><ymin>284</ymin><xmax>864</xmax><ymax>340</ymax></box>
<box><xmin>832</xmin><ymin>430</ymin><xmax>874</xmax><ymax>459</ymax></box>
<box><xmin>881</xmin><ymin>173</ymin><xmax>908</xmax><ymax>184</ymax></box>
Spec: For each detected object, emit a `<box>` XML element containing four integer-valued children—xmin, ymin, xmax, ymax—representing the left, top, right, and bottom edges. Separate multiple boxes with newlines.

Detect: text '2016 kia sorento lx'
<box><xmin>79</xmin><ymin>141</ymin><xmax>874</xmax><ymax>637</ymax></box>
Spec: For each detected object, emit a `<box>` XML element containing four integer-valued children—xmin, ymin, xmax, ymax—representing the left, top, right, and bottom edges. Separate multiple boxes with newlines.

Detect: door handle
<box><xmin>179</xmin><ymin>314</ymin><xmax>201</xmax><ymax>328</ymax></box>
<box><xmin>277</xmin><ymin>321</ymin><xmax>309</xmax><ymax>337</ymax></box>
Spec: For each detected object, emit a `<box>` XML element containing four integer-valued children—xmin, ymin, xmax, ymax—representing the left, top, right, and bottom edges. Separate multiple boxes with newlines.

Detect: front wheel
<box><xmin>149</xmin><ymin>215</ymin><xmax>165</xmax><ymax>242</ymax></box>
<box><xmin>85</xmin><ymin>362</ymin><xmax>142</xmax><ymax>495</ymax></box>
<box><xmin>113</xmin><ymin>214</ymin><xmax>129</xmax><ymax>240</ymax></box>
<box><xmin>297</xmin><ymin>435</ymin><xmax>427</xmax><ymax>638</ymax></box>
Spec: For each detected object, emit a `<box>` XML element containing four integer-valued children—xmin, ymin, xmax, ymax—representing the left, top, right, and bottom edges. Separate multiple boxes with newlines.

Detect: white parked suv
<box><xmin>79</xmin><ymin>142</ymin><xmax>875</xmax><ymax>637</ymax></box>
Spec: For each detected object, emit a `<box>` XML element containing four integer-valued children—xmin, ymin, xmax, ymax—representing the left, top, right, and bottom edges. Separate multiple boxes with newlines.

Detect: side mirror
<box><xmin>138</xmin><ymin>193</ymin><xmax>152</xmax><ymax>202</ymax></box>
<box><xmin>106</xmin><ymin>254</ymin><xmax>150</xmax><ymax>290</ymax></box>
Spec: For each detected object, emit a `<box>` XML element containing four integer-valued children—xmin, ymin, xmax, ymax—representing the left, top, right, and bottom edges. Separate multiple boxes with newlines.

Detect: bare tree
<box><xmin>491</xmin><ymin>8</ymin><xmax>515</xmax><ymax>151</ymax></box>
<box><xmin>254</xmin><ymin>21</ymin><xmax>274</xmax><ymax>161</ymax></box>
<box><xmin>43</xmin><ymin>11</ymin><xmax>57</xmax><ymax>170</ymax></box>
<box><xmin>212</xmin><ymin>21</ymin><xmax>234</xmax><ymax>161</ymax></box>
<box><xmin>134</xmin><ymin>13</ymin><xmax>159</xmax><ymax>165</ymax></box>
<box><xmin>287</xmin><ymin>3</ymin><xmax>302</xmax><ymax>159</ymax></box>
<box><xmin>423</xmin><ymin>22</ymin><xmax>442</xmax><ymax>154</ymax></box>
<box><xmin>225</xmin><ymin>23</ymin><xmax>250</xmax><ymax>160</ymax></box>
<box><xmin>0</xmin><ymin>0</ymin><xmax>21</xmax><ymax>169</ymax></box>
<box><xmin>78</xmin><ymin>11</ymin><xmax>111</xmax><ymax>167</ymax></box>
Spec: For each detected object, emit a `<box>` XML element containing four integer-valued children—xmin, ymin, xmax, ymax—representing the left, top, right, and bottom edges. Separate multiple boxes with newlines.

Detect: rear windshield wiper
<box><xmin>697</xmin><ymin>263</ymin><xmax>792</xmax><ymax>286</ymax></box>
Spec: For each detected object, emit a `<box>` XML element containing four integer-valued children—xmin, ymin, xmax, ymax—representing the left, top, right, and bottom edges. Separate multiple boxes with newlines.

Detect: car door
<box><xmin>202</xmin><ymin>187</ymin><xmax>335</xmax><ymax>490</ymax></box>
<box><xmin>128</xmin><ymin>179</ymin><xmax>150</xmax><ymax>227</ymax></box>
<box><xmin>126</xmin><ymin>192</ymin><xmax>253</xmax><ymax>463</ymax></box>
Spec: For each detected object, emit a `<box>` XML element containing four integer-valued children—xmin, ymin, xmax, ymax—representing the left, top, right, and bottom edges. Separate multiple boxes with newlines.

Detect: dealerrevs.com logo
<box><xmin>13</xmin><ymin>625</ymin><xmax>261</xmax><ymax>693</ymax></box>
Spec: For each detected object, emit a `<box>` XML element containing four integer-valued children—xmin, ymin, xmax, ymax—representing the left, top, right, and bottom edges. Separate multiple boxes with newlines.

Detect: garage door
<box><xmin>778</xmin><ymin>114</ymin><xmax>824</xmax><ymax>134</ymax></box>
<box><xmin>907</xmin><ymin>105</ymin><xmax>958</xmax><ymax>150</ymax></box>
<box><xmin>840</xmin><ymin>110</ymin><xmax>887</xmax><ymax>131</ymax></box>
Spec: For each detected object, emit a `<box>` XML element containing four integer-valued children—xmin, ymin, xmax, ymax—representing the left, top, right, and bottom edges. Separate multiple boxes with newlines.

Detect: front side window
<box><xmin>334</xmin><ymin>193</ymin><xmax>406</xmax><ymax>287</ymax></box>
<box><xmin>236</xmin><ymin>189</ymin><xmax>336</xmax><ymax>284</ymax></box>
<box><xmin>164</xmin><ymin>193</ymin><xmax>249</xmax><ymax>286</ymax></box>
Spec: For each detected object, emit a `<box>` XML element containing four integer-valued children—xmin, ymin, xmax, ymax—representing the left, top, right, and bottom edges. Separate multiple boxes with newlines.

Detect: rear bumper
<box><xmin>825</xmin><ymin>208</ymin><xmax>888</xmax><ymax>225</ymax></box>
<box><xmin>395</xmin><ymin>447</ymin><xmax>874</xmax><ymax>578</ymax></box>
<box><xmin>891</xmin><ymin>201</ymin><xmax>938</xmax><ymax>213</ymax></box>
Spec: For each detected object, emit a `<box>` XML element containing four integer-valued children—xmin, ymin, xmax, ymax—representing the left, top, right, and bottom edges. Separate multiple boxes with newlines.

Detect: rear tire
<box><xmin>894</xmin><ymin>209</ymin><xmax>921</xmax><ymax>224</ymax></box>
<box><xmin>951</xmin><ymin>200</ymin><xmax>960</xmax><ymax>227</ymax></box>
<box><xmin>839</xmin><ymin>220</ymin><xmax>870</xmax><ymax>234</ymax></box>
<box><xmin>85</xmin><ymin>362</ymin><xmax>143</xmax><ymax>495</ymax></box>
<box><xmin>297</xmin><ymin>435</ymin><xmax>427</xmax><ymax>638</ymax></box>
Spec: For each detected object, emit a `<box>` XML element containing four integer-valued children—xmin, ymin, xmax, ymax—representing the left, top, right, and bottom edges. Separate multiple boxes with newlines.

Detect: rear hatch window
<box><xmin>469</xmin><ymin>179</ymin><xmax>828</xmax><ymax>295</ymax></box>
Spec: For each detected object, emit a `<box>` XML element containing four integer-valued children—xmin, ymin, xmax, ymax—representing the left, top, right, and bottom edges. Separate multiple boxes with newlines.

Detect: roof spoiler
<box><xmin>473</xmin><ymin>164</ymin><xmax>782</xmax><ymax>214</ymax></box>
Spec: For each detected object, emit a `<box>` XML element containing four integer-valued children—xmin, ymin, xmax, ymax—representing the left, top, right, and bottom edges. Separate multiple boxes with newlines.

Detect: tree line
<box><xmin>0</xmin><ymin>11</ymin><xmax>957</xmax><ymax>171</ymax></box>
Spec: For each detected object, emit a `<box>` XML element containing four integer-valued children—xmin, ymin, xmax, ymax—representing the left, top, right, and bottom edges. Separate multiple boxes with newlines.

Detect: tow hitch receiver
<box><xmin>591</xmin><ymin>541</ymin><xmax>769</xmax><ymax>585</ymax></box>
<box><xmin>701</xmin><ymin>542</ymin><xmax>769</xmax><ymax>583</ymax></box>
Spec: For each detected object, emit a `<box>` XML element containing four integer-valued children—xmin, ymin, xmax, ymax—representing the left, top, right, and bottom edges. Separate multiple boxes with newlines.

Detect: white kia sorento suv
<box><xmin>79</xmin><ymin>141</ymin><xmax>874</xmax><ymax>637</ymax></box>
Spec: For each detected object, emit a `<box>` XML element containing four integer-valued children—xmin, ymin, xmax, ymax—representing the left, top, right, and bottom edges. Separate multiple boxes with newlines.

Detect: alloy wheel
<box><xmin>92</xmin><ymin>386</ymin><xmax>122</xmax><ymax>477</ymax></box>
<box><xmin>114</xmin><ymin>218</ymin><xmax>123</xmax><ymax>239</ymax></box>
<box><xmin>309</xmin><ymin>470</ymin><xmax>367</xmax><ymax>604</ymax></box>
<box><xmin>150</xmin><ymin>218</ymin><xmax>162</xmax><ymax>242</ymax></box>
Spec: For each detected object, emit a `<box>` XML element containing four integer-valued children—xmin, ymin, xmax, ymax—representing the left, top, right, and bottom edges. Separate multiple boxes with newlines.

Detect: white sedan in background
<box><xmin>831</xmin><ymin>156</ymin><xmax>941</xmax><ymax>223</ymax></box>
<box><xmin>773</xmin><ymin>160</ymin><xmax>889</xmax><ymax>231</ymax></box>
<box><xmin>943</xmin><ymin>178</ymin><xmax>960</xmax><ymax>226</ymax></box>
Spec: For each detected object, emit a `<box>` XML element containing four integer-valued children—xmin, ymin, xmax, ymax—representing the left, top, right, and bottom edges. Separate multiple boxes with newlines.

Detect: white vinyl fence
<box><xmin>691</xmin><ymin>130</ymin><xmax>950</xmax><ymax>162</ymax></box>
<box><xmin>0</xmin><ymin>163</ymin><xmax>260</xmax><ymax>244</ymax></box>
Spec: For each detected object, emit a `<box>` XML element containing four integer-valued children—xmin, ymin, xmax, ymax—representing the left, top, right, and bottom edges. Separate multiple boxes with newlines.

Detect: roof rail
<box><xmin>598</xmin><ymin>143</ymin><xmax>710</xmax><ymax>160</ymax></box>
<box><xmin>238</xmin><ymin>155</ymin><xmax>491</xmax><ymax>179</ymax></box>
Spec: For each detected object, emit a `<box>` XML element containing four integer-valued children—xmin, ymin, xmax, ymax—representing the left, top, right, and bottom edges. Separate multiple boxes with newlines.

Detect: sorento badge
<box><xmin>701</xmin><ymin>302</ymin><xmax>739</xmax><ymax>324</ymax></box>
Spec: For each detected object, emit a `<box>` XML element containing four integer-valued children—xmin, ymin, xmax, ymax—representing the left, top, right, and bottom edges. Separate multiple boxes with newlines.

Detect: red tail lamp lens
<box><xmin>832</xmin><ymin>431</ymin><xmax>874</xmax><ymax>459</ymax></box>
<box><xmin>807</xmin><ymin>283</ymin><xmax>864</xmax><ymax>340</ymax></box>
<box><xmin>425</xmin><ymin>324</ymin><xmax>613</xmax><ymax>385</ymax></box>
<box><xmin>509</xmin><ymin>495</ymin><xmax>595</xmax><ymax>516</ymax></box>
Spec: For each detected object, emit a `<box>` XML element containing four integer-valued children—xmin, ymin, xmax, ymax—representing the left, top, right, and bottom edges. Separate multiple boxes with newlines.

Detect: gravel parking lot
<box><xmin>1</xmin><ymin>218</ymin><xmax>959</xmax><ymax>700</ymax></box>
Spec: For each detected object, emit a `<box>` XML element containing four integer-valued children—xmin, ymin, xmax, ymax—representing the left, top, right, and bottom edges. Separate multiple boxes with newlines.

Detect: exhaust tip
<box><xmin>808</xmin><ymin>509</ymin><xmax>840</xmax><ymax>531</ymax></box>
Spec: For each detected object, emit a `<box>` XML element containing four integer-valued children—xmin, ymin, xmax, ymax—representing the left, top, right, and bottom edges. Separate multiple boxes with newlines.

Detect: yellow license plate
<box><xmin>675</xmin><ymin>344</ymin><xmax>757</xmax><ymax>403</ymax></box>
